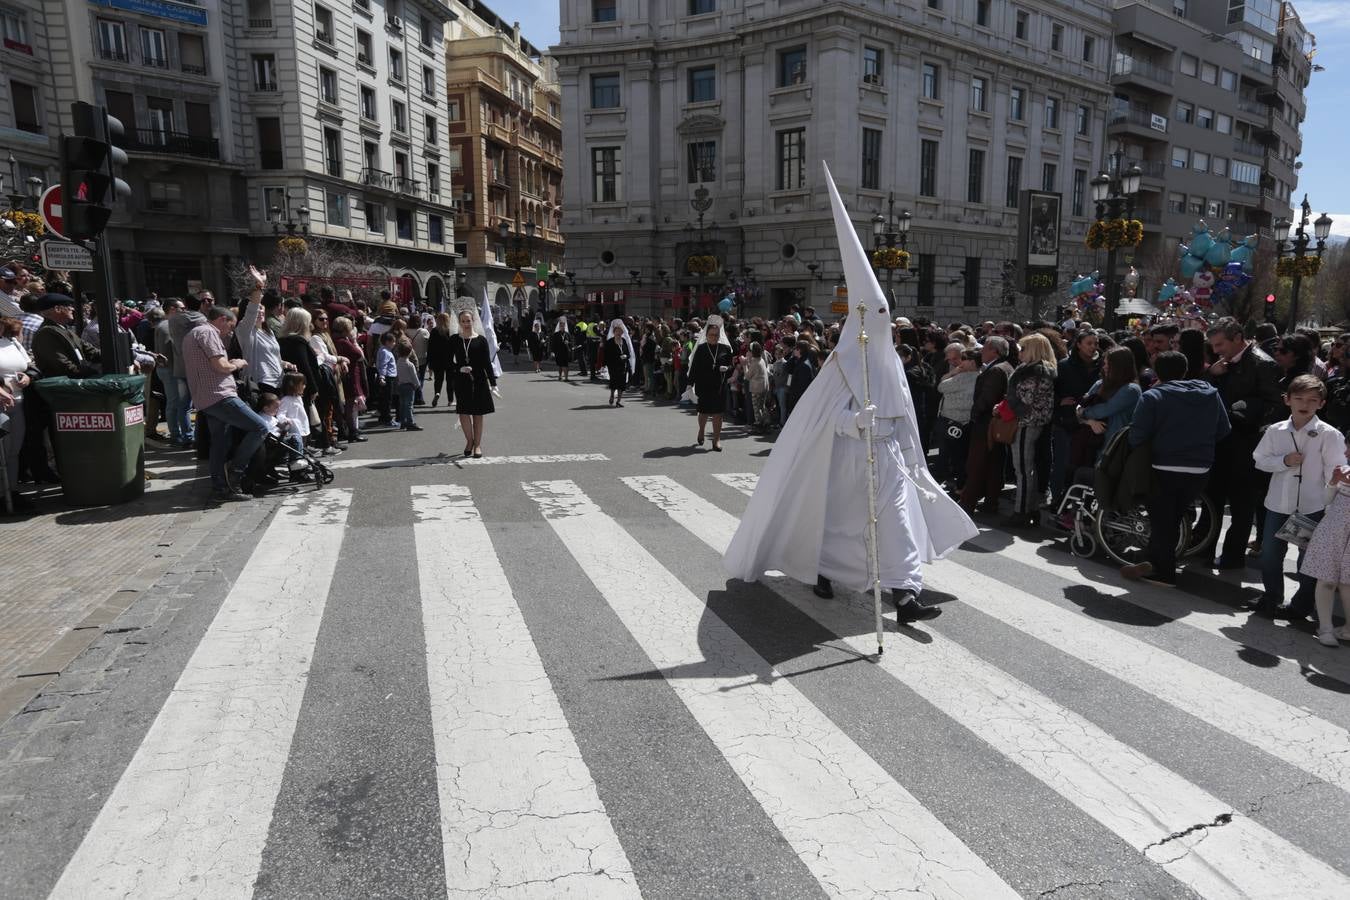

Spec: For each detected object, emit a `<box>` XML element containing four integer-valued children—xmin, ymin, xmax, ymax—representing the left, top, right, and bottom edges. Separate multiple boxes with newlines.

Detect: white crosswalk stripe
<box><xmin>49</xmin><ymin>490</ymin><xmax>354</xmax><ymax>900</ymax></box>
<box><xmin>410</xmin><ymin>485</ymin><xmax>639</xmax><ymax>898</ymax></box>
<box><xmin>623</xmin><ymin>474</ymin><xmax>1350</xmax><ymax>899</ymax></box>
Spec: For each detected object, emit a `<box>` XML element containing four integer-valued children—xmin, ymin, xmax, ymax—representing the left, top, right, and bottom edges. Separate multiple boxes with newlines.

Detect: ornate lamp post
<box><xmin>1274</xmin><ymin>196</ymin><xmax>1332</xmax><ymax>330</ymax></box>
<box><xmin>683</xmin><ymin>186</ymin><xmax>718</xmax><ymax>309</ymax></box>
<box><xmin>270</xmin><ymin>204</ymin><xmax>310</xmax><ymax>237</ymax></box>
<box><xmin>498</xmin><ymin>218</ymin><xmax>535</xmax><ymax>272</ymax></box>
<box><xmin>0</xmin><ymin>156</ymin><xmax>44</xmax><ymax>257</ymax></box>
<box><xmin>870</xmin><ymin>193</ymin><xmax>911</xmax><ymax>306</ymax></box>
<box><xmin>1088</xmin><ymin>153</ymin><xmax>1142</xmax><ymax>330</ymax></box>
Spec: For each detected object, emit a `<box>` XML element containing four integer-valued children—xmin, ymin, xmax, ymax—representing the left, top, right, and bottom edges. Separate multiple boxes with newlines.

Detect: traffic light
<box><xmin>537</xmin><ymin>279</ymin><xmax>548</xmax><ymax>291</ymax></box>
<box><xmin>1264</xmin><ymin>293</ymin><xmax>1276</xmax><ymax>322</ymax></box>
<box><xmin>60</xmin><ymin>101</ymin><xmax>130</xmax><ymax>241</ymax></box>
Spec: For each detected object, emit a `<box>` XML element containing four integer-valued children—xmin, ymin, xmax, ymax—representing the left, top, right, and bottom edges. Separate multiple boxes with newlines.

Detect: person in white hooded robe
<box><xmin>723</xmin><ymin>163</ymin><xmax>977</xmax><ymax>621</ymax></box>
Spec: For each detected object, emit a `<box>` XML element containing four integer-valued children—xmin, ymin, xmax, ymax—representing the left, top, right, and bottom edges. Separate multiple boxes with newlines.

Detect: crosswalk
<box><xmin>33</xmin><ymin>472</ymin><xmax>1350</xmax><ymax>898</ymax></box>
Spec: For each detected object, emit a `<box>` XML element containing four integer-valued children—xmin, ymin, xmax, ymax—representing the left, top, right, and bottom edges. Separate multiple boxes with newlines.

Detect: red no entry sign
<box><xmin>39</xmin><ymin>185</ymin><xmax>65</xmax><ymax>239</ymax></box>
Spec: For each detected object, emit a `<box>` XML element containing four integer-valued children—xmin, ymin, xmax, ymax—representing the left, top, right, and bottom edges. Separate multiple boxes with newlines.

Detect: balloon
<box><xmin>1180</xmin><ymin>290</ymin><xmax>1194</xmax><ymax>304</ymax></box>
<box><xmin>1180</xmin><ymin>255</ymin><xmax>1203</xmax><ymax>279</ymax></box>
<box><xmin>1204</xmin><ymin>229</ymin><xmax>1233</xmax><ymax>267</ymax></box>
<box><xmin>1157</xmin><ymin>278</ymin><xmax>1178</xmax><ymax>303</ymax></box>
<box><xmin>717</xmin><ymin>297</ymin><xmax>733</xmax><ymax>313</ymax></box>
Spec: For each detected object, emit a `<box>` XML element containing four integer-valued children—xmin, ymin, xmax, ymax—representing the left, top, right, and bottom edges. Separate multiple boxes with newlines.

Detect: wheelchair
<box><xmin>1055</xmin><ymin>481</ymin><xmax>1220</xmax><ymax>567</ymax></box>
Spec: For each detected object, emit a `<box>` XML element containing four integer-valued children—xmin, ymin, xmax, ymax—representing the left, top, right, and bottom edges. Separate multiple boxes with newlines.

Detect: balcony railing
<box><xmin>1124</xmin><ymin>158</ymin><xmax>1166</xmax><ymax>178</ymax></box>
<box><xmin>1233</xmin><ymin>138</ymin><xmax>1264</xmax><ymax>157</ymax></box>
<box><xmin>1237</xmin><ymin>97</ymin><xmax>1266</xmax><ymax>116</ymax></box>
<box><xmin>1111</xmin><ymin>54</ymin><xmax>1174</xmax><ymax>86</ymax></box>
<box><xmin>1230</xmin><ymin>180</ymin><xmax>1260</xmax><ymax>197</ymax></box>
<box><xmin>3</xmin><ymin>37</ymin><xmax>33</xmax><ymax>55</ymax></box>
<box><xmin>1134</xmin><ymin>208</ymin><xmax>1162</xmax><ymax>225</ymax></box>
<box><xmin>360</xmin><ymin>168</ymin><xmax>423</xmax><ymax>196</ymax></box>
<box><xmin>1108</xmin><ymin>106</ymin><xmax>1167</xmax><ymax>133</ymax></box>
<box><xmin>130</xmin><ymin>128</ymin><xmax>221</xmax><ymax>160</ymax></box>
<box><xmin>142</xmin><ymin>56</ymin><xmax>169</xmax><ymax>70</ymax></box>
<box><xmin>1241</xmin><ymin>55</ymin><xmax>1272</xmax><ymax>77</ymax></box>
<box><xmin>181</xmin><ymin>62</ymin><xmax>207</xmax><ymax>76</ymax></box>
<box><xmin>254</xmin><ymin>81</ymin><xmax>278</xmax><ymax>92</ymax></box>
<box><xmin>248</xmin><ymin>17</ymin><xmax>273</xmax><ymax>28</ymax></box>
<box><xmin>98</xmin><ymin>46</ymin><xmax>130</xmax><ymax>62</ymax></box>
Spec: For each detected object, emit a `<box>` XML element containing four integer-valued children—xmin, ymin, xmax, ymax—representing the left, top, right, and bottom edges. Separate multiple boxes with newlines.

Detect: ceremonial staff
<box><xmin>856</xmin><ymin>298</ymin><xmax>884</xmax><ymax>656</ymax></box>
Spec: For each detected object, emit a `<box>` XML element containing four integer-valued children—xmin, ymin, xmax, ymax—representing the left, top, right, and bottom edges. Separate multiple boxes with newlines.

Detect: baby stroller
<box><xmin>260</xmin><ymin>432</ymin><xmax>334</xmax><ymax>491</ymax></box>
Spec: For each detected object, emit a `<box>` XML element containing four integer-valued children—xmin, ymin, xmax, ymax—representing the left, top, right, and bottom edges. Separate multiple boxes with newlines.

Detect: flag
<box><xmin>481</xmin><ymin>286</ymin><xmax>502</xmax><ymax>376</ymax></box>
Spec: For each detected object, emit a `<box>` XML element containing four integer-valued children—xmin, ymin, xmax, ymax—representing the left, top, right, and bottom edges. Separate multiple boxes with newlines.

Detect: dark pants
<box><xmin>1146</xmin><ymin>469</ymin><xmax>1209</xmax><ymax>583</ymax></box>
<box><xmin>199</xmin><ymin>396</ymin><xmax>270</xmax><ymax>491</ymax></box>
<box><xmin>1259</xmin><ymin>508</ymin><xmax>1322</xmax><ymax>612</ymax></box>
<box><xmin>376</xmin><ymin>378</ymin><xmax>394</xmax><ymax>423</ymax></box>
<box><xmin>934</xmin><ymin>419</ymin><xmax>970</xmax><ymax>487</ymax></box>
<box><xmin>431</xmin><ymin>367</ymin><xmax>448</xmax><ymax>397</ymax></box>
<box><xmin>959</xmin><ymin>424</ymin><xmax>1006</xmax><ymax>512</ymax></box>
<box><xmin>1204</xmin><ymin>433</ymin><xmax>1262</xmax><ymax>562</ymax></box>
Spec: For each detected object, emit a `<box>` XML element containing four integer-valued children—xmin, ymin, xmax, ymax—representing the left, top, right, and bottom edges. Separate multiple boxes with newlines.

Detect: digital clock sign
<box><xmin>1023</xmin><ymin>267</ymin><xmax>1058</xmax><ymax>294</ymax></box>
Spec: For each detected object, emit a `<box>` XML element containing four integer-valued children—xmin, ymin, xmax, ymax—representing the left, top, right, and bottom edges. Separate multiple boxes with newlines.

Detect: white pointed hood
<box><xmin>824</xmin><ymin>162</ymin><xmax>908</xmax><ymax>418</ymax></box>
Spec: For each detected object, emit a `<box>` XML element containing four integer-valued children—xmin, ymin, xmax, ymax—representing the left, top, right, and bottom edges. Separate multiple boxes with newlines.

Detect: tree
<box><xmin>227</xmin><ymin>236</ymin><xmax>391</xmax><ymax>305</ymax></box>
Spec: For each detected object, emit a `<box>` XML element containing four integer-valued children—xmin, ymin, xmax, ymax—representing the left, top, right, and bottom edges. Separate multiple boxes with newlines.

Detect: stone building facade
<box><xmin>555</xmin><ymin>0</ymin><xmax>1113</xmax><ymax>321</ymax></box>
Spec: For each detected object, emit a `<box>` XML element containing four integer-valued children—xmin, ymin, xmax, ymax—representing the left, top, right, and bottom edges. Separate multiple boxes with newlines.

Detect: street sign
<box><xmin>830</xmin><ymin>301</ymin><xmax>849</xmax><ymax>314</ymax></box>
<box><xmin>40</xmin><ymin>239</ymin><xmax>95</xmax><ymax>271</ymax></box>
<box><xmin>511</xmin><ymin>271</ymin><xmax>526</xmax><ymax>288</ymax></box>
<box><xmin>39</xmin><ymin>185</ymin><xmax>65</xmax><ymax>238</ymax></box>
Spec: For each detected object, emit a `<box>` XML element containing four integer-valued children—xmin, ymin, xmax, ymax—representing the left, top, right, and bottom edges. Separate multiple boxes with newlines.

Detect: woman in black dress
<box><xmin>527</xmin><ymin>318</ymin><xmax>547</xmax><ymax>373</ymax></box>
<box><xmin>688</xmin><ymin>316</ymin><xmax>734</xmax><ymax>451</ymax></box>
<box><xmin>550</xmin><ymin>317</ymin><xmax>572</xmax><ymax>381</ymax></box>
<box><xmin>604</xmin><ymin>319</ymin><xmax>634</xmax><ymax>407</ymax></box>
<box><xmin>447</xmin><ymin>308</ymin><xmax>498</xmax><ymax>458</ymax></box>
<box><xmin>426</xmin><ymin>312</ymin><xmax>454</xmax><ymax>408</ymax></box>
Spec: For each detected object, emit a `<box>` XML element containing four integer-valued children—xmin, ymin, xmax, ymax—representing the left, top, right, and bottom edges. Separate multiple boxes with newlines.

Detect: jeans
<box><xmin>161</xmin><ymin>373</ymin><xmax>192</xmax><ymax>442</ymax></box>
<box><xmin>1146</xmin><ymin>469</ymin><xmax>1209</xmax><ymax>583</ymax></box>
<box><xmin>775</xmin><ymin>387</ymin><xmax>789</xmax><ymax>426</ymax></box>
<box><xmin>397</xmin><ymin>383</ymin><xmax>416</xmax><ymax>426</ymax></box>
<box><xmin>1259</xmin><ymin>508</ymin><xmax>1322</xmax><ymax>611</ymax></box>
<box><xmin>1011</xmin><ymin>423</ymin><xmax>1045</xmax><ymax>515</ymax></box>
<box><xmin>199</xmin><ymin>396</ymin><xmax>270</xmax><ymax>490</ymax></box>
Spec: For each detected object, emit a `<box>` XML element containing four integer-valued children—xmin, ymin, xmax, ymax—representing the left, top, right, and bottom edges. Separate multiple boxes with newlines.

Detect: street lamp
<box><xmin>1091</xmin><ymin>151</ymin><xmax>1142</xmax><ymax>330</ymax></box>
<box><xmin>499</xmin><ymin>218</ymin><xmax>534</xmax><ymax>271</ymax></box>
<box><xmin>270</xmin><ymin>204</ymin><xmax>310</xmax><ymax>237</ymax></box>
<box><xmin>682</xmin><ymin>185</ymin><xmax>717</xmax><ymax>308</ymax></box>
<box><xmin>1274</xmin><ymin>195</ymin><xmax>1333</xmax><ymax>329</ymax></box>
<box><xmin>871</xmin><ymin>193</ymin><xmax>911</xmax><ymax>306</ymax></box>
<box><xmin>1</xmin><ymin>153</ymin><xmax>44</xmax><ymax>213</ymax></box>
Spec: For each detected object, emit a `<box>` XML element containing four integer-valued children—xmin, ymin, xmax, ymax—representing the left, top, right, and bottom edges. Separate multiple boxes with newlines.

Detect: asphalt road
<box><xmin>3</xmin><ymin>352</ymin><xmax>1350</xmax><ymax>900</ymax></box>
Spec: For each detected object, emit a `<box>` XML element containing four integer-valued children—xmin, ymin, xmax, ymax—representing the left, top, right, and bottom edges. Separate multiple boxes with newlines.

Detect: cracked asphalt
<box><xmin>2</xmin><ymin>357</ymin><xmax>1349</xmax><ymax>899</ymax></box>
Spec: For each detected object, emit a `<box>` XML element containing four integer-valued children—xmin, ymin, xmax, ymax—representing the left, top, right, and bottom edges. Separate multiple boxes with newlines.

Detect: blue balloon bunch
<box><xmin>717</xmin><ymin>296</ymin><xmax>733</xmax><ymax>313</ymax></box>
<box><xmin>1228</xmin><ymin>233</ymin><xmax>1258</xmax><ymax>274</ymax></box>
<box><xmin>1212</xmin><ymin>261</ymin><xmax>1253</xmax><ymax>300</ymax></box>
<box><xmin>1178</xmin><ymin>221</ymin><xmax>1234</xmax><ymax>278</ymax></box>
<box><xmin>1157</xmin><ymin>277</ymin><xmax>1179</xmax><ymax>304</ymax></box>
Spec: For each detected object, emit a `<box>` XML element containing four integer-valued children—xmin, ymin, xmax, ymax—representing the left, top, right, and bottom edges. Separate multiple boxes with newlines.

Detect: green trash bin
<box><xmin>36</xmin><ymin>374</ymin><xmax>147</xmax><ymax>506</ymax></box>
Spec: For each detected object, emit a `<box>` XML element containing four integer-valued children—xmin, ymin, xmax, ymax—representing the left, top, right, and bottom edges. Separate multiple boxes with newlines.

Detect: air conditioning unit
<box><xmin>388</xmin><ymin>15</ymin><xmax>402</xmax><ymax>30</ymax></box>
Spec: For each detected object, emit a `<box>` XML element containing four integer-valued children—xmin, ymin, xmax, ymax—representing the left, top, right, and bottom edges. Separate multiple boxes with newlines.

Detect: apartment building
<box><xmin>1</xmin><ymin>0</ymin><xmax>59</xmax><ymax>196</ymax></box>
<box><xmin>446</xmin><ymin>0</ymin><xmax>564</xmax><ymax>314</ymax></box>
<box><xmin>555</xmin><ymin>0</ymin><xmax>1112</xmax><ymax>319</ymax></box>
<box><xmin>1108</xmin><ymin>0</ymin><xmax>1312</xmax><ymax>262</ymax></box>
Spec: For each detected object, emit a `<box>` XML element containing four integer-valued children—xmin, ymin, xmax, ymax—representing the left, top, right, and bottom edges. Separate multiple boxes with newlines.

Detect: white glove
<box><xmin>459</xmin><ymin>366</ymin><xmax>472</xmax><ymax>374</ymax></box>
<box><xmin>491</xmin><ymin>386</ymin><xmax>502</xmax><ymax>399</ymax></box>
<box><xmin>854</xmin><ymin>404</ymin><xmax>877</xmax><ymax>432</ymax></box>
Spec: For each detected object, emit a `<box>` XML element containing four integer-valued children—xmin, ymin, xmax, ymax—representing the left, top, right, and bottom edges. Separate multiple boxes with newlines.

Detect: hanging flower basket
<box><xmin>1085</xmin><ymin>218</ymin><xmax>1144</xmax><ymax>251</ymax></box>
<box><xmin>1</xmin><ymin>209</ymin><xmax>45</xmax><ymax>237</ymax></box>
<box><xmin>277</xmin><ymin>236</ymin><xmax>309</xmax><ymax>255</ymax></box>
<box><xmin>505</xmin><ymin>249</ymin><xmax>532</xmax><ymax>269</ymax></box>
<box><xmin>1276</xmin><ymin>256</ymin><xmax>1321</xmax><ymax>278</ymax></box>
<box><xmin>871</xmin><ymin>247</ymin><xmax>911</xmax><ymax>270</ymax></box>
<box><xmin>686</xmin><ymin>254</ymin><xmax>719</xmax><ymax>275</ymax></box>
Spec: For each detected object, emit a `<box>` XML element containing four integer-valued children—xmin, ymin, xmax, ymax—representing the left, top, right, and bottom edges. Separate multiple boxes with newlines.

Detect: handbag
<box><xmin>1275</xmin><ymin>513</ymin><xmax>1319</xmax><ymax>549</ymax></box>
<box><xmin>988</xmin><ymin>399</ymin><xmax>1018</xmax><ymax>445</ymax></box>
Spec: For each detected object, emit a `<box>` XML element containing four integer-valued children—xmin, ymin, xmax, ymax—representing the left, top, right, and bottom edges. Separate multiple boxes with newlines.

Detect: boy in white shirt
<box><xmin>1252</xmin><ymin>374</ymin><xmax>1346</xmax><ymax>620</ymax></box>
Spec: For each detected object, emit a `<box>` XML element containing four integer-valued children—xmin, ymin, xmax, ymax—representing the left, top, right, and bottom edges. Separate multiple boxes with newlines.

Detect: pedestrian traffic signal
<box><xmin>1264</xmin><ymin>293</ymin><xmax>1276</xmax><ymax>322</ymax></box>
<box><xmin>60</xmin><ymin>101</ymin><xmax>130</xmax><ymax>241</ymax></box>
<box><xmin>536</xmin><ymin>279</ymin><xmax>548</xmax><ymax>291</ymax></box>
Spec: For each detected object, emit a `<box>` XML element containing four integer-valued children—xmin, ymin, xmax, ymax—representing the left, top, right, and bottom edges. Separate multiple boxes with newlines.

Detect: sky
<box><xmin>490</xmin><ymin>0</ymin><xmax>1350</xmax><ymax>238</ymax></box>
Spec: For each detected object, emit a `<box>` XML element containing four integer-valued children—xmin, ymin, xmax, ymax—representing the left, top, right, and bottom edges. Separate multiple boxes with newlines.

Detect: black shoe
<box><xmin>1250</xmin><ymin>600</ymin><xmax>1282</xmax><ymax>619</ymax></box>
<box><xmin>402</xmin><ymin>423</ymin><xmax>423</xmax><ymax>431</ymax></box>
<box><xmin>1275</xmin><ymin>605</ymin><xmax>1313</xmax><ymax>623</ymax></box>
<box><xmin>211</xmin><ymin>485</ymin><xmax>250</xmax><ymax>502</ymax></box>
<box><xmin>813</xmin><ymin>576</ymin><xmax>834</xmax><ymax>599</ymax></box>
<box><xmin>894</xmin><ymin>590</ymin><xmax>942</xmax><ymax>623</ymax></box>
<box><xmin>1214</xmin><ymin>556</ymin><xmax>1246</xmax><ymax>570</ymax></box>
<box><xmin>349</xmin><ymin>434</ymin><xmax>368</xmax><ymax>442</ymax></box>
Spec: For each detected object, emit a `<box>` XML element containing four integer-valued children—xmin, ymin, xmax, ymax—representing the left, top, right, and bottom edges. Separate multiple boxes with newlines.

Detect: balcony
<box><xmin>3</xmin><ymin>37</ymin><xmax>33</xmax><ymax>55</ymax></box>
<box><xmin>253</xmin><ymin>81</ymin><xmax>278</xmax><ymax>92</ymax></box>
<box><xmin>181</xmin><ymin>62</ymin><xmax>207</xmax><ymax>76</ymax></box>
<box><xmin>1237</xmin><ymin>97</ymin><xmax>1266</xmax><ymax>117</ymax></box>
<box><xmin>1108</xmin><ymin>106</ymin><xmax>1168</xmax><ymax>140</ymax></box>
<box><xmin>1230</xmin><ymin>180</ymin><xmax>1260</xmax><ymax>197</ymax></box>
<box><xmin>1233</xmin><ymin>138</ymin><xmax>1265</xmax><ymax>158</ymax></box>
<box><xmin>142</xmin><ymin>56</ymin><xmax>170</xmax><ymax>71</ymax></box>
<box><xmin>98</xmin><ymin>46</ymin><xmax>130</xmax><ymax>63</ymax></box>
<box><xmin>1241</xmin><ymin>55</ymin><xmax>1273</xmax><ymax>78</ymax></box>
<box><xmin>1110</xmin><ymin>54</ymin><xmax>1174</xmax><ymax>91</ymax></box>
<box><xmin>1125</xmin><ymin>158</ymin><xmax>1167</xmax><ymax>179</ymax></box>
<box><xmin>248</xmin><ymin>17</ymin><xmax>273</xmax><ymax>28</ymax></box>
<box><xmin>130</xmin><ymin>129</ymin><xmax>221</xmax><ymax>160</ymax></box>
<box><xmin>361</xmin><ymin>167</ymin><xmax>423</xmax><ymax>196</ymax></box>
<box><xmin>1134</xmin><ymin>208</ymin><xmax>1162</xmax><ymax>225</ymax></box>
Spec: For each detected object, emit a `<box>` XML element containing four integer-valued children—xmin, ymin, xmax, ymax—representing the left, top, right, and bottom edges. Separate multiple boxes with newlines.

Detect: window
<box><xmin>688</xmin><ymin>66</ymin><xmax>715</xmax><ymax>102</ymax></box>
<box><xmin>1179</xmin><ymin>53</ymin><xmax>1198</xmax><ymax>77</ymax></box>
<box><xmin>140</xmin><ymin>27</ymin><xmax>167</xmax><ymax>67</ymax></box>
<box><xmin>1188</xmin><ymin>195</ymin><xmax>1204</xmax><ymax>216</ymax></box>
<box><xmin>327</xmin><ymin>191</ymin><xmax>347</xmax><ymax>226</ymax></box>
<box><xmin>1200</xmin><ymin>62</ymin><xmax>1218</xmax><ymax>84</ymax></box>
<box><xmin>863</xmin><ymin>46</ymin><xmax>883</xmax><ymax>85</ymax></box>
<box><xmin>365</xmin><ymin>200</ymin><xmax>384</xmax><ymax>234</ymax></box>
<box><xmin>967</xmin><ymin>147</ymin><xmax>985</xmax><ymax>203</ymax></box>
<box><xmin>363</xmin><ymin>140</ymin><xmax>378</xmax><ymax>172</ymax></box>
<box><xmin>776</xmin><ymin>128</ymin><xmax>805</xmax><ymax>190</ymax></box>
<box><xmin>590</xmin><ymin>72</ymin><xmax>620</xmax><ymax>108</ymax></box>
<box><xmin>179</xmin><ymin>33</ymin><xmax>206</xmax><ymax>75</ymax></box>
<box><xmin>147</xmin><ymin>96</ymin><xmax>174</xmax><ymax>139</ymax></box>
<box><xmin>1005</xmin><ymin>156</ymin><xmax>1022</xmax><ymax>208</ymax></box>
<box><xmin>360</xmin><ymin>85</ymin><xmax>377</xmax><ymax>120</ymax></box>
<box><xmin>314</xmin><ymin>5</ymin><xmax>334</xmax><ymax>44</ymax></box>
<box><xmin>396</xmin><ymin>207</ymin><xmax>413</xmax><ymax>239</ymax></box>
<box><xmin>258</xmin><ymin>116</ymin><xmax>283</xmax><ymax>168</ymax></box>
<box><xmin>185</xmin><ymin>101</ymin><xmax>211</xmax><ymax>139</ymax></box>
<box><xmin>356</xmin><ymin>29</ymin><xmax>372</xmax><ymax>65</ymax></box>
<box><xmin>861</xmin><ymin>128</ymin><xmax>882</xmax><ymax>190</ymax></box>
<box><xmin>1212</xmin><ymin>156</ymin><xmax>1228</xmax><ymax>177</ymax></box>
<box><xmin>97</xmin><ymin>19</ymin><xmax>127</xmax><ymax>60</ymax></box>
<box><xmin>429</xmin><ymin>214</ymin><xmax>444</xmax><ymax>244</ymax></box>
<box><xmin>422</xmin><ymin>66</ymin><xmax>435</xmax><ymax>97</ymax></box>
<box><xmin>1221</xmin><ymin>68</ymin><xmax>1237</xmax><ymax>91</ymax></box>
<box><xmin>252</xmin><ymin>55</ymin><xmax>277</xmax><ymax>91</ymax></box>
<box><xmin>778</xmin><ymin>46</ymin><xmax>806</xmax><ymax>87</ymax></box>
<box><xmin>1041</xmin><ymin>162</ymin><xmax>1056</xmax><ymax>192</ymax></box>
<box><xmin>418</xmin><ymin>115</ymin><xmax>435</xmax><ymax>147</ymax></box>
<box><xmin>9</xmin><ymin>80</ymin><xmax>39</xmax><ymax>132</ymax></box>
<box><xmin>1010</xmin><ymin>86</ymin><xmax>1025</xmax><ymax>121</ymax></box>
<box><xmin>389</xmin><ymin>48</ymin><xmax>404</xmax><ymax>83</ymax></box>
<box><xmin>426</xmin><ymin>162</ymin><xmax>439</xmax><ymax>195</ymax></box>
<box><xmin>919</xmin><ymin>139</ymin><xmax>938</xmax><ymax>197</ymax></box>
<box><xmin>976</xmin><ymin>0</ymin><xmax>990</xmax><ymax>27</ymax></box>
<box><xmin>1176</xmin><ymin>101</ymin><xmax>1193</xmax><ymax>124</ymax></box>
<box><xmin>963</xmin><ymin>258</ymin><xmax>980</xmax><ymax>307</ymax></box>
<box><xmin>687</xmin><ymin>140</ymin><xmax>716</xmax><ymax>183</ymax></box>
<box><xmin>147</xmin><ymin>181</ymin><xmax>183</xmax><ymax>212</ymax></box>
<box><xmin>1232</xmin><ymin>160</ymin><xmax>1260</xmax><ymax>184</ymax></box>
<box><xmin>927</xmin><ymin>0</ymin><xmax>941</xmax><ymax>8</ymax></box>
<box><xmin>1167</xmin><ymin>191</ymin><xmax>1186</xmax><ymax>214</ymax></box>
<box><xmin>1051</xmin><ymin>23</ymin><xmax>1063</xmax><ymax>53</ymax></box>
<box><xmin>1207</xmin><ymin>199</ymin><xmax>1223</xmax><ymax>219</ymax></box>
<box><xmin>591</xmin><ymin>146</ymin><xmax>620</xmax><ymax>202</ymax></box>
<box><xmin>448</xmin><ymin>99</ymin><xmax>461</xmax><ymax>120</ymax></box>
<box><xmin>1174</xmin><ymin>0</ymin><xmax>1187</xmax><ymax>15</ymax></box>
<box><xmin>592</xmin><ymin>0</ymin><xmax>617</xmax><ymax>22</ymax></box>
<box><xmin>971</xmin><ymin>76</ymin><xmax>987</xmax><ymax>112</ymax></box>
<box><xmin>922</xmin><ymin>63</ymin><xmax>940</xmax><ymax>100</ymax></box>
<box><xmin>319</xmin><ymin>66</ymin><xmax>338</xmax><ymax>103</ymax></box>
<box><xmin>1044</xmin><ymin>96</ymin><xmax>1059</xmax><ymax>130</ymax></box>
<box><xmin>1</xmin><ymin>6</ymin><xmax>28</xmax><ymax>47</ymax></box>
<box><xmin>392</xmin><ymin>99</ymin><xmax>407</xmax><ymax>133</ymax></box>
<box><xmin>1072</xmin><ymin>168</ymin><xmax>1086</xmax><ymax>216</ymax></box>
<box><xmin>1192</xmin><ymin>151</ymin><xmax>1209</xmax><ymax>173</ymax></box>
<box><xmin>323</xmin><ymin>127</ymin><xmax>342</xmax><ymax>175</ymax></box>
<box><xmin>688</xmin><ymin>0</ymin><xmax>715</xmax><ymax>13</ymax></box>
<box><xmin>1076</xmin><ymin>104</ymin><xmax>1090</xmax><ymax>136</ymax></box>
<box><xmin>262</xmin><ymin>186</ymin><xmax>287</xmax><ymax>221</ymax></box>
<box><xmin>1196</xmin><ymin>106</ymin><xmax>1213</xmax><ymax>129</ymax></box>
<box><xmin>917</xmin><ymin>254</ymin><xmax>936</xmax><ymax>306</ymax></box>
<box><xmin>419</xmin><ymin>14</ymin><xmax>433</xmax><ymax>46</ymax></box>
<box><xmin>393</xmin><ymin>150</ymin><xmax>408</xmax><ymax>180</ymax></box>
<box><xmin>1015</xmin><ymin>10</ymin><xmax>1028</xmax><ymax>40</ymax></box>
<box><xmin>1082</xmin><ymin>35</ymin><xmax>1095</xmax><ymax>63</ymax></box>
<box><xmin>1171</xmin><ymin>146</ymin><xmax>1189</xmax><ymax>169</ymax></box>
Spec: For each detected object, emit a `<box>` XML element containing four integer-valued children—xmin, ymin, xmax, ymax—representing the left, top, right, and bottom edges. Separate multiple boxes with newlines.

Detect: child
<box><xmin>745</xmin><ymin>342</ymin><xmax>770</xmax><ymax>433</ymax></box>
<box><xmin>375</xmin><ymin>331</ymin><xmax>397</xmax><ymax>427</ymax></box>
<box><xmin>277</xmin><ymin>373</ymin><xmax>311</xmax><ymax>446</ymax></box>
<box><xmin>1253</xmin><ymin>374</ymin><xmax>1346</xmax><ymax>620</ymax></box>
<box><xmin>1301</xmin><ymin>446</ymin><xmax>1350</xmax><ymax>646</ymax></box>
<box><xmin>257</xmin><ymin>392</ymin><xmax>311</xmax><ymax>481</ymax></box>
<box><xmin>395</xmin><ymin>340</ymin><xmax>423</xmax><ymax>431</ymax></box>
